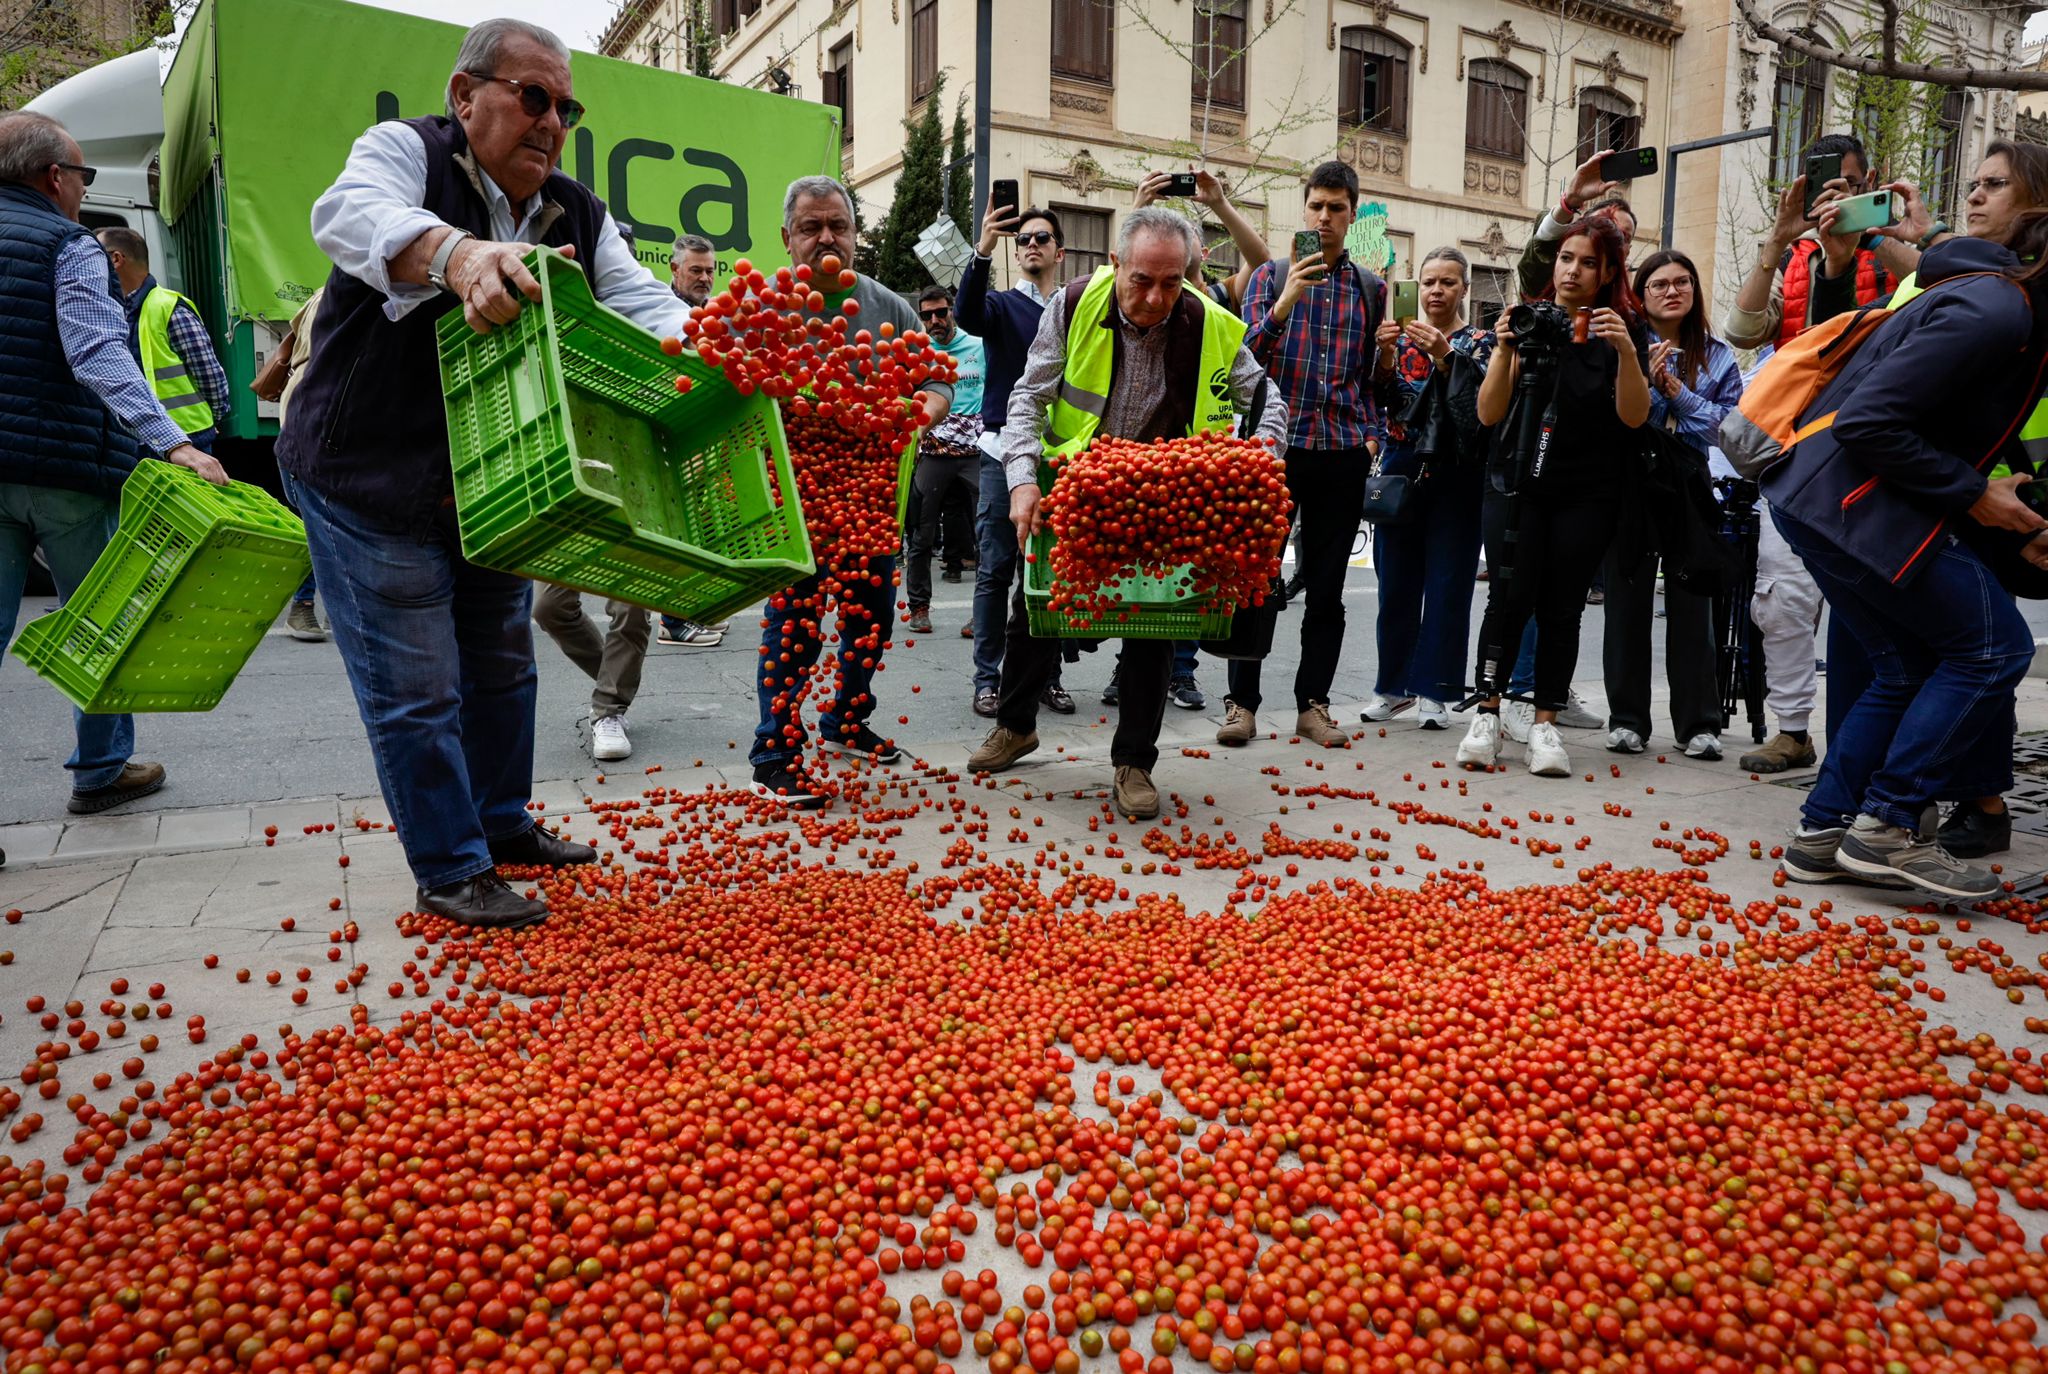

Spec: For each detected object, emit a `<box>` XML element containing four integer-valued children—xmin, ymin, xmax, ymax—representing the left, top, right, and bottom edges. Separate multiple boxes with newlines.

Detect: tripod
<box><xmin>1712</xmin><ymin>477</ymin><xmax>1768</xmax><ymax>744</ymax></box>
<box><xmin>1461</xmin><ymin>312</ymin><xmax>1566</xmax><ymax>708</ymax></box>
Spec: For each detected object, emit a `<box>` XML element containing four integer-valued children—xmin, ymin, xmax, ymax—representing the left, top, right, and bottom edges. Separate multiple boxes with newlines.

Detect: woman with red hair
<box><xmin>1455</xmin><ymin>216</ymin><xmax>1649</xmax><ymax>778</ymax></box>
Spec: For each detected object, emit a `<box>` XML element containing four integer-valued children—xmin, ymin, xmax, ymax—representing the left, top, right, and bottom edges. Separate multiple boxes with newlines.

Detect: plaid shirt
<box><xmin>1241</xmin><ymin>252</ymin><xmax>1383</xmax><ymax>452</ymax></box>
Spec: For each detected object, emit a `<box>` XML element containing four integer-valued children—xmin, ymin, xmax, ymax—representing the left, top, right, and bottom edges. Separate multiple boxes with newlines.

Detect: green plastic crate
<box><xmin>1021</xmin><ymin>466</ymin><xmax>1237</xmax><ymax>640</ymax></box>
<box><xmin>438</xmin><ymin>246</ymin><xmax>814</xmax><ymax>624</ymax></box>
<box><xmin>10</xmin><ymin>463</ymin><xmax>311</xmax><ymax>712</ymax></box>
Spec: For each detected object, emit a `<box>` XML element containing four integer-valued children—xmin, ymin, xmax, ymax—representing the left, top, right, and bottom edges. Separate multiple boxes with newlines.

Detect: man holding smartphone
<box><xmin>957</xmin><ymin>195</ymin><xmax>1074</xmax><ymax>719</ymax></box>
<box><xmin>1222</xmin><ymin>160</ymin><xmax>1385</xmax><ymax>750</ymax></box>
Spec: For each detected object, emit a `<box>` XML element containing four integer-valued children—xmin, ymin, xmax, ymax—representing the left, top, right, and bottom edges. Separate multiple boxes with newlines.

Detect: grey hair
<box><xmin>1420</xmin><ymin>245</ymin><xmax>1470</xmax><ymax>280</ymax></box>
<box><xmin>0</xmin><ymin>111</ymin><xmax>73</xmax><ymax>188</ymax></box>
<box><xmin>1117</xmin><ymin>206</ymin><xmax>1201</xmax><ymax>268</ymax></box>
<box><xmin>447</xmin><ymin>19</ymin><xmax>572</xmax><ymax>119</ymax></box>
<box><xmin>674</xmin><ymin>233</ymin><xmax>715</xmax><ymax>255</ymax></box>
<box><xmin>783</xmin><ymin>175</ymin><xmax>856</xmax><ymax>227</ymax></box>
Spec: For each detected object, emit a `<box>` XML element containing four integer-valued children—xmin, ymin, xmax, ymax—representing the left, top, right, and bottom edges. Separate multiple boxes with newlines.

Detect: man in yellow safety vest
<box><xmin>97</xmin><ymin>227</ymin><xmax>231</xmax><ymax>455</ymax></box>
<box><xmin>966</xmin><ymin>206</ymin><xmax>1290</xmax><ymax>818</ymax></box>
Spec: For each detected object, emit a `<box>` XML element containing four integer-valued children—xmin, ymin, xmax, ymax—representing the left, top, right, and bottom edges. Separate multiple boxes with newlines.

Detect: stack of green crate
<box><xmin>10</xmin><ymin>462</ymin><xmax>311</xmax><ymax>712</ymax></box>
<box><xmin>438</xmin><ymin>246</ymin><xmax>815</xmax><ymax>625</ymax></box>
<box><xmin>1021</xmin><ymin>465</ymin><xmax>1237</xmax><ymax>640</ymax></box>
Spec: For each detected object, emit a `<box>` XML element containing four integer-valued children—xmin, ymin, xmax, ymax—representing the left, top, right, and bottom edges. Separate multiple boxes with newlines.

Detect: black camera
<box><xmin>1506</xmin><ymin>300</ymin><xmax>1573</xmax><ymax>352</ymax></box>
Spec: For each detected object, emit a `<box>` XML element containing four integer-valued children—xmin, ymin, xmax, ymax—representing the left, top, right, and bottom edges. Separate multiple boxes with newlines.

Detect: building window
<box><xmin>1575</xmin><ymin>87</ymin><xmax>1640</xmax><ymax>168</ymax></box>
<box><xmin>1052</xmin><ymin>0</ymin><xmax>1113</xmax><ymax>84</ymax></box>
<box><xmin>910</xmin><ymin>0</ymin><xmax>938</xmax><ymax>103</ymax></box>
<box><xmin>823</xmin><ymin>37</ymin><xmax>853</xmax><ymax>144</ymax></box>
<box><xmin>1056</xmin><ymin>204</ymin><xmax>1112</xmax><ymax>280</ymax></box>
<box><xmin>712</xmin><ymin>0</ymin><xmax>737</xmax><ymax>37</ymax></box>
<box><xmin>1199</xmin><ymin>221</ymin><xmax>1240</xmax><ymax>282</ymax></box>
<box><xmin>739</xmin><ymin>0</ymin><xmax>760</xmax><ymax>17</ymax></box>
<box><xmin>1929</xmin><ymin>88</ymin><xmax>1967</xmax><ymax>218</ymax></box>
<box><xmin>647</xmin><ymin>41</ymin><xmax>662</xmax><ymax>68</ymax></box>
<box><xmin>1192</xmin><ymin>0</ymin><xmax>1246</xmax><ymax>110</ymax></box>
<box><xmin>1465</xmin><ymin>59</ymin><xmax>1528</xmax><ymax>161</ymax></box>
<box><xmin>1338</xmin><ymin>27</ymin><xmax>1409</xmax><ymax>136</ymax></box>
<box><xmin>1469</xmin><ymin>265</ymin><xmax>1514</xmax><ymax>330</ymax></box>
<box><xmin>1770</xmin><ymin>42</ymin><xmax>1827</xmax><ymax>186</ymax></box>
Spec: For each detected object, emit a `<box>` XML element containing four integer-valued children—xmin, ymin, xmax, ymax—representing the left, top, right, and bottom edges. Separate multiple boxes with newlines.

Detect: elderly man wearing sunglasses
<box><xmin>276</xmin><ymin>18</ymin><xmax>693</xmax><ymax>932</ymax></box>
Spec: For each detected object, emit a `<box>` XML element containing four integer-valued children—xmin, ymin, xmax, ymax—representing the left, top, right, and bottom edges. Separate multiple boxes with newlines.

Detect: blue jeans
<box><xmin>285</xmin><ymin>475</ymin><xmax>537</xmax><ymax>888</ymax></box>
<box><xmin>971</xmin><ymin>452</ymin><xmax>1015</xmax><ymax>696</ymax></box>
<box><xmin>1775</xmin><ymin>510</ymin><xmax>2030</xmax><ymax>832</ymax></box>
<box><xmin>0</xmin><ymin>481</ymin><xmax>135</xmax><ymax>790</ymax></box>
<box><xmin>1508</xmin><ymin>621</ymin><xmax>1539</xmax><ymax>697</ymax></box>
<box><xmin>1372</xmin><ymin>462</ymin><xmax>1483</xmax><ymax>702</ymax></box>
<box><xmin>750</xmin><ymin>556</ymin><xmax>896</xmax><ymax>767</ymax></box>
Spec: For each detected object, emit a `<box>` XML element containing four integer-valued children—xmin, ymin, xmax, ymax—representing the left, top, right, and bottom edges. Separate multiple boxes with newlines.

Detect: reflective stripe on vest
<box><xmin>137</xmin><ymin>285</ymin><xmax>214</xmax><ymax>434</ymax></box>
<box><xmin>1043</xmin><ymin>267</ymin><xmax>1248</xmax><ymax>460</ymax></box>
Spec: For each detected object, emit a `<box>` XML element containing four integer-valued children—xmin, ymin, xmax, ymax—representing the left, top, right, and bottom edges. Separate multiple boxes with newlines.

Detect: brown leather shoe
<box><xmin>1738</xmin><ymin>731</ymin><xmax>1818</xmax><ymax>774</ymax></box>
<box><xmin>68</xmin><ymin>761</ymin><xmax>166</xmax><ymax>814</ymax></box>
<box><xmin>1112</xmin><ymin>765</ymin><xmax>1159</xmax><ymax>819</ymax></box>
<box><xmin>968</xmin><ymin>725</ymin><xmax>1038</xmax><ymax>772</ymax></box>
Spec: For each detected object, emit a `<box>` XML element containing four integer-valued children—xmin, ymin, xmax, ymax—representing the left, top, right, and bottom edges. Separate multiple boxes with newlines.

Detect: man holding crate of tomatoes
<box><xmin>968</xmin><ymin>207</ymin><xmax>1287</xmax><ymax>820</ymax></box>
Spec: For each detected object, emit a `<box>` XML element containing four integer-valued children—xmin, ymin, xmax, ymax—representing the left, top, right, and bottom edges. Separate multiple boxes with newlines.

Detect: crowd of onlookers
<box><xmin>5</xmin><ymin>12</ymin><xmax>2045</xmax><ymax>924</ymax></box>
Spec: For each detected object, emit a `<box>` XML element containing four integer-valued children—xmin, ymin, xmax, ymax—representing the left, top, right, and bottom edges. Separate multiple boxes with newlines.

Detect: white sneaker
<box><xmin>1606</xmin><ymin>727</ymin><xmax>1645</xmax><ymax>754</ymax></box>
<box><xmin>1414</xmin><ymin>698</ymin><xmax>1449</xmax><ymax>730</ymax></box>
<box><xmin>1455</xmin><ymin>712</ymin><xmax>1502</xmax><ymax>769</ymax></box>
<box><xmin>591</xmin><ymin>713</ymin><xmax>632</xmax><ymax>762</ymax></box>
<box><xmin>1361</xmin><ymin>693</ymin><xmax>1414</xmax><ymax>722</ymax></box>
<box><xmin>1527</xmin><ymin>721</ymin><xmax>1572</xmax><ymax>777</ymax></box>
<box><xmin>1684</xmin><ymin>732</ymin><xmax>1723</xmax><ymax>760</ymax></box>
<box><xmin>1556</xmin><ymin>688</ymin><xmax>1603</xmax><ymax>730</ymax></box>
<box><xmin>1500</xmin><ymin>699</ymin><xmax>1535</xmax><ymax>743</ymax></box>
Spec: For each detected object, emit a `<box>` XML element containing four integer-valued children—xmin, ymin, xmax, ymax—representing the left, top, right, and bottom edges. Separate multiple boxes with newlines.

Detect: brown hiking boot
<box><xmin>1295</xmin><ymin>702</ymin><xmax>1349</xmax><ymax>748</ymax></box>
<box><xmin>1216</xmin><ymin>700</ymin><xmax>1256</xmax><ymax>747</ymax></box>
<box><xmin>968</xmin><ymin>725</ymin><xmax>1038</xmax><ymax>772</ymax></box>
<box><xmin>1113</xmin><ymin>765</ymin><xmax>1159</xmax><ymax>819</ymax></box>
<box><xmin>1739</xmin><ymin>731</ymin><xmax>1817</xmax><ymax>774</ymax></box>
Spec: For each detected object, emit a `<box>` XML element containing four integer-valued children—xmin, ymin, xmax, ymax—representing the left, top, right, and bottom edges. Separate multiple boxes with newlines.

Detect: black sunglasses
<box><xmin>918</xmin><ymin>306</ymin><xmax>951</xmax><ymax>319</ymax></box>
<box><xmin>1016</xmin><ymin>230</ymin><xmax>1056</xmax><ymax>247</ymax></box>
<box><xmin>468</xmin><ymin>72</ymin><xmax>586</xmax><ymax>129</ymax></box>
<box><xmin>56</xmin><ymin>162</ymin><xmax>96</xmax><ymax>187</ymax></box>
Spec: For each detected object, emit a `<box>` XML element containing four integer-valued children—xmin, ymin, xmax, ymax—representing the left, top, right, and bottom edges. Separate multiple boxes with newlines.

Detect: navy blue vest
<box><xmin>0</xmin><ymin>183</ymin><xmax>142</xmax><ymax>498</ymax></box>
<box><xmin>276</xmin><ymin>117</ymin><xmax>606</xmax><ymax>529</ymax></box>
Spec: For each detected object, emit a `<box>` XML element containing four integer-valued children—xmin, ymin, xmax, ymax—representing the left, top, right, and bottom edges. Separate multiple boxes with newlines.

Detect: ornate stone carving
<box><xmin>1051</xmin><ymin>90</ymin><xmax>1109</xmax><ymax>115</ymax></box>
<box><xmin>1478</xmin><ymin>221</ymin><xmax>1511</xmax><ymax>262</ymax></box>
<box><xmin>1054</xmin><ymin>148</ymin><xmax>1108</xmax><ymax>197</ymax></box>
<box><xmin>1736</xmin><ymin>47</ymin><xmax>1758</xmax><ymax>128</ymax></box>
<box><xmin>1484</xmin><ymin>21</ymin><xmax>1516</xmax><ymax>60</ymax></box>
<box><xmin>1597</xmin><ymin>48</ymin><xmax>1624</xmax><ymax>88</ymax></box>
<box><xmin>1369</xmin><ymin>0</ymin><xmax>1394</xmax><ymax>23</ymax></box>
<box><xmin>1344</xmin><ymin>131</ymin><xmax>1407</xmax><ymax>181</ymax></box>
<box><xmin>1464</xmin><ymin>157</ymin><xmax>1522</xmax><ymax>201</ymax></box>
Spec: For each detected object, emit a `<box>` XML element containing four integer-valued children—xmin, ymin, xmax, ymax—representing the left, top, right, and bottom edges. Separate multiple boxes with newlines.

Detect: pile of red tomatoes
<box><xmin>1039</xmin><ymin>436</ymin><xmax>1290</xmax><ymax>625</ymax></box>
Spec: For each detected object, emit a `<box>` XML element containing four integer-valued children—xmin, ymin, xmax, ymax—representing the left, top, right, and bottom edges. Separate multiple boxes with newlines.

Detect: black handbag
<box><xmin>1360</xmin><ymin>468</ymin><xmax>1418</xmax><ymax>525</ymax></box>
<box><xmin>1637</xmin><ymin>424</ymin><xmax>1740</xmax><ymax>595</ymax></box>
<box><xmin>1199</xmin><ymin>579</ymin><xmax>1281</xmax><ymax>660</ymax></box>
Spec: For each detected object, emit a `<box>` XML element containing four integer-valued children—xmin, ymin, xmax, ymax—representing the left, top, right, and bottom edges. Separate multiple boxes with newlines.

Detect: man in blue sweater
<box><xmin>956</xmin><ymin>199</ymin><xmax>1074</xmax><ymax>719</ymax></box>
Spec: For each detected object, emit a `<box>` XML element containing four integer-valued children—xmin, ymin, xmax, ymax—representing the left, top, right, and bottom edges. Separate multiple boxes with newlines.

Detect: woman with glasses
<box><xmin>1361</xmin><ymin>246</ymin><xmax>1494</xmax><ymax>730</ymax></box>
<box><xmin>1596</xmin><ymin>249</ymin><xmax>1742</xmax><ymax>761</ymax></box>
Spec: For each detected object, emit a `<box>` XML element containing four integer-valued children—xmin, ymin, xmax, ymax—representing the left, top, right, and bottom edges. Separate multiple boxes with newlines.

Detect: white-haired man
<box><xmin>967</xmin><ymin>207</ymin><xmax>1288</xmax><ymax>818</ymax></box>
<box><xmin>276</xmin><ymin>19</ymin><xmax>692</xmax><ymax>930</ymax></box>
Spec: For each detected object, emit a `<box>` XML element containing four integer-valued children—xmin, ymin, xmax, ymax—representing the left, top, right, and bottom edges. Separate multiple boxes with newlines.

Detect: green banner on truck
<box><xmin>161</xmin><ymin>0</ymin><xmax>843</xmax><ymax>324</ymax></box>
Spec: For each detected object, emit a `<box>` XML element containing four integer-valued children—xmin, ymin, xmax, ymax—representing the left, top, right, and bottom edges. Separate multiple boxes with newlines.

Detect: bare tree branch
<box><xmin>1733</xmin><ymin>0</ymin><xmax>2048</xmax><ymax>90</ymax></box>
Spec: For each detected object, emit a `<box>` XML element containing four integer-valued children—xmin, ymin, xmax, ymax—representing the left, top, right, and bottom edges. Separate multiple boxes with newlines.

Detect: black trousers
<box><xmin>1601</xmin><ymin>547</ymin><xmax>1721</xmax><ymax>742</ymax></box>
<box><xmin>1226</xmin><ymin>447</ymin><xmax>1368</xmax><ymax>714</ymax></box>
<box><xmin>996</xmin><ymin>581</ymin><xmax>1172</xmax><ymax>770</ymax></box>
<box><xmin>1471</xmin><ymin>486</ymin><xmax>1618</xmax><ymax>711</ymax></box>
<box><xmin>903</xmin><ymin>453</ymin><xmax>980</xmax><ymax>607</ymax></box>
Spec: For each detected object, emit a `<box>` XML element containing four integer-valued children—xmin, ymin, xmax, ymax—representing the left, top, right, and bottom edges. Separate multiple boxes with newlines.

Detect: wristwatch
<box><xmin>1917</xmin><ymin>220</ymin><xmax>1950</xmax><ymax>250</ymax></box>
<box><xmin>427</xmin><ymin>229</ymin><xmax>473</xmax><ymax>294</ymax></box>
